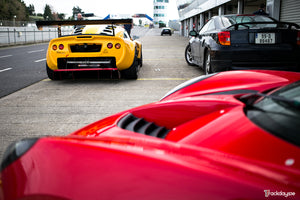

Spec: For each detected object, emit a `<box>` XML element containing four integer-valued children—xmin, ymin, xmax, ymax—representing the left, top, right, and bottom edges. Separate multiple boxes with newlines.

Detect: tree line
<box><xmin>0</xmin><ymin>0</ymin><xmax>28</xmax><ymax>21</ymax></box>
<box><xmin>0</xmin><ymin>0</ymin><xmax>83</xmax><ymax>21</ymax></box>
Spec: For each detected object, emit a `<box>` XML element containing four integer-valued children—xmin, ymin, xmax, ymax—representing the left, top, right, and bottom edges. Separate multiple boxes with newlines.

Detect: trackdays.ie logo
<box><xmin>264</xmin><ymin>190</ymin><xmax>296</xmax><ymax>198</ymax></box>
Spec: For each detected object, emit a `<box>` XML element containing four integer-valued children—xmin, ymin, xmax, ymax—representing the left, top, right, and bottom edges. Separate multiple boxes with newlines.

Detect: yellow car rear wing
<box><xmin>36</xmin><ymin>19</ymin><xmax>133</xmax><ymax>37</ymax></box>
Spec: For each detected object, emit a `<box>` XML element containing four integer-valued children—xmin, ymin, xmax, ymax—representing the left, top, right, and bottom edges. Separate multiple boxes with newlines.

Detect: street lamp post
<box><xmin>13</xmin><ymin>15</ymin><xmax>16</xmax><ymax>26</ymax></box>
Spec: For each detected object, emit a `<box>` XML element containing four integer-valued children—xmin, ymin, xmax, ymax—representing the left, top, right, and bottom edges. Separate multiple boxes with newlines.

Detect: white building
<box><xmin>153</xmin><ymin>0</ymin><xmax>169</xmax><ymax>26</ymax></box>
<box><xmin>177</xmin><ymin>0</ymin><xmax>300</xmax><ymax>36</ymax></box>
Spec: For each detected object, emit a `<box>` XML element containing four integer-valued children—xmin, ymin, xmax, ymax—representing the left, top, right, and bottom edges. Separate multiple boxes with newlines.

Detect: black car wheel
<box><xmin>185</xmin><ymin>44</ymin><xmax>195</xmax><ymax>66</ymax></box>
<box><xmin>204</xmin><ymin>50</ymin><xmax>212</xmax><ymax>75</ymax></box>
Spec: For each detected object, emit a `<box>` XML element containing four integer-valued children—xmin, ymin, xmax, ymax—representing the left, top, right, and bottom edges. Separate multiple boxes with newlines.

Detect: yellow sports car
<box><xmin>36</xmin><ymin>19</ymin><xmax>142</xmax><ymax>79</ymax></box>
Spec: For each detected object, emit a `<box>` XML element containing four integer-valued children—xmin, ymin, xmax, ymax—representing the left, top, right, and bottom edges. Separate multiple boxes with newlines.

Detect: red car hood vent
<box><xmin>117</xmin><ymin>113</ymin><xmax>170</xmax><ymax>139</ymax></box>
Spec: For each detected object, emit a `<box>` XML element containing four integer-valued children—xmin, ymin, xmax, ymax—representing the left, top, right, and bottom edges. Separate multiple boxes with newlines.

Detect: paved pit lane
<box><xmin>0</xmin><ymin>28</ymin><xmax>204</xmax><ymax>159</ymax></box>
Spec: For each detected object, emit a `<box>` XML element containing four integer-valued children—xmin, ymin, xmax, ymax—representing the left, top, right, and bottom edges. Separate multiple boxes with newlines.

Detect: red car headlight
<box><xmin>1</xmin><ymin>138</ymin><xmax>39</xmax><ymax>171</ymax></box>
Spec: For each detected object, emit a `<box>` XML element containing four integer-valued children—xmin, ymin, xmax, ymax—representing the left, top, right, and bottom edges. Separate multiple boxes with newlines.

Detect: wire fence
<box><xmin>0</xmin><ymin>22</ymin><xmax>73</xmax><ymax>47</ymax></box>
<box><xmin>0</xmin><ymin>20</ymin><xmax>175</xmax><ymax>47</ymax></box>
<box><xmin>0</xmin><ymin>20</ymin><xmax>33</xmax><ymax>27</ymax></box>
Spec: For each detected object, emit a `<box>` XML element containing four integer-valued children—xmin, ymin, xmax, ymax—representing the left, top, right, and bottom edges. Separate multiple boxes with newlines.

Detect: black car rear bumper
<box><xmin>210</xmin><ymin>45</ymin><xmax>300</xmax><ymax>72</ymax></box>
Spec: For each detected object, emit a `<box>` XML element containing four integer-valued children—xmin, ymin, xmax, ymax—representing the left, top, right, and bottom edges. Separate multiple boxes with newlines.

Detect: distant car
<box><xmin>185</xmin><ymin>14</ymin><xmax>300</xmax><ymax>74</ymax></box>
<box><xmin>36</xmin><ymin>19</ymin><xmax>142</xmax><ymax>80</ymax></box>
<box><xmin>1</xmin><ymin>70</ymin><xmax>300</xmax><ymax>199</ymax></box>
<box><xmin>161</xmin><ymin>27</ymin><xmax>172</xmax><ymax>36</ymax></box>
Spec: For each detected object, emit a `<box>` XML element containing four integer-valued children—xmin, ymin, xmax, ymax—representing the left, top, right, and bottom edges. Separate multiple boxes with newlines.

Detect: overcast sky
<box><xmin>23</xmin><ymin>0</ymin><xmax>179</xmax><ymax>19</ymax></box>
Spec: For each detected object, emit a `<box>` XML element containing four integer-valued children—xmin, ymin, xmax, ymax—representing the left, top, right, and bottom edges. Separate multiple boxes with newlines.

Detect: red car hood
<box><xmin>70</xmin><ymin>70</ymin><xmax>300</xmax><ymax>169</ymax></box>
<box><xmin>84</xmin><ymin>93</ymin><xmax>299</xmax><ymax>170</ymax></box>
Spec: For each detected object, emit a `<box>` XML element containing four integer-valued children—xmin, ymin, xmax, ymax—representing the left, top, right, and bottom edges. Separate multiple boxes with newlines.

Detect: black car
<box><xmin>185</xmin><ymin>14</ymin><xmax>300</xmax><ymax>74</ymax></box>
<box><xmin>161</xmin><ymin>28</ymin><xmax>172</xmax><ymax>36</ymax></box>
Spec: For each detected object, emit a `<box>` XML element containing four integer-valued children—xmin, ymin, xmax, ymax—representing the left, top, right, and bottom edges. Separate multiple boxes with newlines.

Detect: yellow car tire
<box><xmin>138</xmin><ymin>50</ymin><xmax>143</xmax><ymax>67</ymax></box>
<box><xmin>121</xmin><ymin>50</ymin><xmax>139</xmax><ymax>79</ymax></box>
<box><xmin>46</xmin><ymin>64</ymin><xmax>60</xmax><ymax>80</ymax></box>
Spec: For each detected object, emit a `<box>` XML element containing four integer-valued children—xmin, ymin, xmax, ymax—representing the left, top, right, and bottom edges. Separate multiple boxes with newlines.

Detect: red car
<box><xmin>1</xmin><ymin>70</ymin><xmax>300</xmax><ymax>200</ymax></box>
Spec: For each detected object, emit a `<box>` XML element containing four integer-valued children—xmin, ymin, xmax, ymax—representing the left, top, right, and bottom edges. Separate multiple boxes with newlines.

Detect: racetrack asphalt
<box><xmin>0</xmin><ymin>28</ymin><xmax>204</xmax><ymax>160</ymax></box>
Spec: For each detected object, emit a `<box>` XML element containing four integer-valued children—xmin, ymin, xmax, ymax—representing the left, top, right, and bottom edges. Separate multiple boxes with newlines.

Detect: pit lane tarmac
<box><xmin>0</xmin><ymin>28</ymin><xmax>203</xmax><ymax>160</ymax></box>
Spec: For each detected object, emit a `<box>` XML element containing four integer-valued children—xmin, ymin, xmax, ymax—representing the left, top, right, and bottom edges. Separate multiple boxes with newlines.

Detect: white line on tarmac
<box><xmin>0</xmin><ymin>68</ymin><xmax>12</xmax><ymax>73</ymax></box>
<box><xmin>42</xmin><ymin>78</ymin><xmax>191</xmax><ymax>81</ymax></box>
<box><xmin>0</xmin><ymin>55</ymin><xmax>12</xmax><ymax>59</ymax></box>
<box><xmin>138</xmin><ymin>77</ymin><xmax>191</xmax><ymax>81</ymax></box>
<box><xmin>34</xmin><ymin>58</ymin><xmax>46</xmax><ymax>63</ymax></box>
<box><xmin>28</xmin><ymin>49</ymin><xmax>45</xmax><ymax>54</ymax></box>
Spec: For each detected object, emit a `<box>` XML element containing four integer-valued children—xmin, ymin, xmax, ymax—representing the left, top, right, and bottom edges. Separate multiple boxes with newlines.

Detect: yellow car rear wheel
<box><xmin>46</xmin><ymin>64</ymin><xmax>60</xmax><ymax>80</ymax></box>
<box><xmin>121</xmin><ymin>50</ymin><xmax>139</xmax><ymax>79</ymax></box>
<box><xmin>138</xmin><ymin>50</ymin><xmax>143</xmax><ymax>67</ymax></box>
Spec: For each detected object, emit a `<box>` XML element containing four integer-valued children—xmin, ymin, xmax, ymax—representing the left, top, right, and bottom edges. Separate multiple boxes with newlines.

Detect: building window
<box><xmin>154</xmin><ymin>13</ymin><xmax>165</xmax><ymax>17</ymax></box>
<box><xmin>154</xmin><ymin>6</ymin><xmax>165</xmax><ymax>9</ymax></box>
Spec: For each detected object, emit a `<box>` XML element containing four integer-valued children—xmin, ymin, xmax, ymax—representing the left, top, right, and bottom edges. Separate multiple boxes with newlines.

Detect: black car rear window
<box><xmin>221</xmin><ymin>15</ymin><xmax>276</xmax><ymax>29</ymax></box>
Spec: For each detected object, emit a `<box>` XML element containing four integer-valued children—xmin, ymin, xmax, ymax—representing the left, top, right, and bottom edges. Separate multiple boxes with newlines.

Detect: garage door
<box><xmin>280</xmin><ymin>0</ymin><xmax>300</xmax><ymax>25</ymax></box>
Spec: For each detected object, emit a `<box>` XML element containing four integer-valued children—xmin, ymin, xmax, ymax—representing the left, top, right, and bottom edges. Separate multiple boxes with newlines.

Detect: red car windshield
<box><xmin>245</xmin><ymin>81</ymin><xmax>300</xmax><ymax>147</ymax></box>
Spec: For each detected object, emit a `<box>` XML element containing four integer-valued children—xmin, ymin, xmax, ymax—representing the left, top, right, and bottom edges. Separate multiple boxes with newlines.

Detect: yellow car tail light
<box><xmin>107</xmin><ymin>43</ymin><xmax>113</xmax><ymax>49</ymax></box>
<box><xmin>115</xmin><ymin>43</ymin><xmax>121</xmax><ymax>49</ymax></box>
<box><xmin>52</xmin><ymin>45</ymin><xmax>57</xmax><ymax>51</ymax></box>
<box><xmin>59</xmin><ymin>44</ymin><xmax>64</xmax><ymax>50</ymax></box>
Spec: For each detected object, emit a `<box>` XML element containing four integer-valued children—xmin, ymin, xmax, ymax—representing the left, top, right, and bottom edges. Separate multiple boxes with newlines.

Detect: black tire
<box><xmin>46</xmin><ymin>64</ymin><xmax>59</xmax><ymax>80</ymax></box>
<box><xmin>204</xmin><ymin>50</ymin><xmax>212</xmax><ymax>75</ymax></box>
<box><xmin>185</xmin><ymin>44</ymin><xmax>195</xmax><ymax>66</ymax></box>
<box><xmin>121</xmin><ymin>51</ymin><xmax>139</xmax><ymax>79</ymax></box>
<box><xmin>138</xmin><ymin>49</ymin><xmax>143</xmax><ymax>67</ymax></box>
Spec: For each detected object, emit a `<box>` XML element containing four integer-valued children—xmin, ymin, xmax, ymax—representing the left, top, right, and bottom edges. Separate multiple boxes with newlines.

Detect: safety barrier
<box><xmin>0</xmin><ymin>27</ymin><xmax>73</xmax><ymax>47</ymax></box>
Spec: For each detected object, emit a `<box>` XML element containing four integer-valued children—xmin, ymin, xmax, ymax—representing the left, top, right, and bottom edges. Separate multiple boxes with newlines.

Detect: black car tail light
<box><xmin>218</xmin><ymin>31</ymin><xmax>231</xmax><ymax>46</ymax></box>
